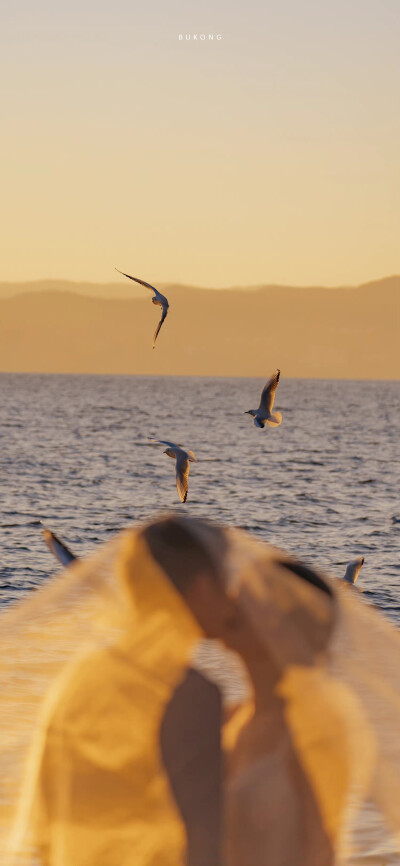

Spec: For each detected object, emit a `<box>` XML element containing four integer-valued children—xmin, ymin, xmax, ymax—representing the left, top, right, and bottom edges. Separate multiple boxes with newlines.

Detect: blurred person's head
<box><xmin>141</xmin><ymin>515</ymin><xmax>333</xmax><ymax>672</ymax></box>
<box><xmin>141</xmin><ymin>514</ymin><xmax>236</xmax><ymax>642</ymax></box>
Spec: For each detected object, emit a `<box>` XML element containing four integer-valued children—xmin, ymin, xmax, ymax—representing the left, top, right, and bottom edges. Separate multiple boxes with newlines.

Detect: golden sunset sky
<box><xmin>1</xmin><ymin>0</ymin><xmax>399</xmax><ymax>289</ymax></box>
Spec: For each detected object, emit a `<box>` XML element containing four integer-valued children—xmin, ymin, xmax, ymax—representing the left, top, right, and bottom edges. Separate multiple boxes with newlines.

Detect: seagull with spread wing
<box><xmin>343</xmin><ymin>556</ymin><xmax>364</xmax><ymax>585</ymax></box>
<box><xmin>148</xmin><ymin>438</ymin><xmax>198</xmax><ymax>503</ymax></box>
<box><xmin>115</xmin><ymin>268</ymin><xmax>170</xmax><ymax>348</ymax></box>
<box><xmin>42</xmin><ymin>527</ymin><xmax>78</xmax><ymax>567</ymax></box>
<box><xmin>245</xmin><ymin>369</ymin><xmax>282</xmax><ymax>429</ymax></box>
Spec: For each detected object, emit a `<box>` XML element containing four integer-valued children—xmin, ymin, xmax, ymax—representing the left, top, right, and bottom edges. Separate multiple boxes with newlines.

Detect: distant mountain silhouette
<box><xmin>0</xmin><ymin>276</ymin><xmax>398</xmax><ymax>378</ymax></box>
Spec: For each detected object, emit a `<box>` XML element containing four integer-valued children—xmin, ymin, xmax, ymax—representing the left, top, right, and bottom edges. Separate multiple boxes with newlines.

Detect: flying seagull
<box><xmin>115</xmin><ymin>268</ymin><xmax>169</xmax><ymax>348</ymax></box>
<box><xmin>343</xmin><ymin>556</ymin><xmax>364</xmax><ymax>585</ymax></box>
<box><xmin>148</xmin><ymin>438</ymin><xmax>198</xmax><ymax>503</ymax></box>
<box><xmin>42</xmin><ymin>527</ymin><xmax>78</xmax><ymax>567</ymax></box>
<box><xmin>245</xmin><ymin>369</ymin><xmax>282</xmax><ymax>429</ymax></box>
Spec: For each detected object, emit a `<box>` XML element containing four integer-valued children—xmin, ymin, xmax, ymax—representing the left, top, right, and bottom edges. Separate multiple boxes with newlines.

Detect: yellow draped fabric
<box><xmin>2</xmin><ymin>531</ymin><xmax>202</xmax><ymax>866</ymax></box>
<box><xmin>0</xmin><ymin>518</ymin><xmax>400</xmax><ymax>866</ymax></box>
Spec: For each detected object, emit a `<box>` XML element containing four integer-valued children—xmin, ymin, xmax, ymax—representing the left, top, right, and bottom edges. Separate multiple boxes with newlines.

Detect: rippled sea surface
<box><xmin>1</xmin><ymin>373</ymin><xmax>400</xmax><ymax>863</ymax></box>
<box><xmin>1</xmin><ymin>373</ymin><xmax>399</xmax><ymax>611</ymax></box>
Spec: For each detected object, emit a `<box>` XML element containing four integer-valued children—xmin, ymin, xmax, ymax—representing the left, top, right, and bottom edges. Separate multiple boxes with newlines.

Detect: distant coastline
<box><xmin>0</xmin><ymin>276</ymin><xmax>399</xmax><ymax>380</ymax></box>
<box><xmin>1</xmin><ymin>275</ymin><xmax>399</xmax><ymax>301</ymax></box>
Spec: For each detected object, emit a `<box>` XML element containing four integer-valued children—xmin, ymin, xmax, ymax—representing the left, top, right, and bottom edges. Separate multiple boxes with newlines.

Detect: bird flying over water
<box><xmin>343</xmin><ymin>556</ymin><xmax>364</xmax><ymax>585</ymax></box>
<box><xmin>148</xmin><ymin>438</ymin><xmax>198</xmax><ymax>503</ymax></box>
<box><xmin>42</xmin><ymin>527</ymin><xmax>77</xmax><ymax>567</ymax></box>
<box><xmin>115</xmin><ymin>268</ymin><xmax>169</xmax><ymax>347</ymax></box>
<box><xmin>245</xmin><ymin>369</ymin><xmax>282</xmax><ymax>429</ymax></box>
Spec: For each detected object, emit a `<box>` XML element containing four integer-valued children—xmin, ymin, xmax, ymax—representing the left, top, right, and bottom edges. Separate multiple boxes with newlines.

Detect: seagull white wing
<box><xmin>153</xmin><ymin>304</ymin><xmax>169</xmax><ymax>347</ymax></box>
<box><xmin>343</xmin><ymin>556</ymin><xmax>364</xmax><ymax>584</ymax></box>
<box><xmin>43</xmin><ymin>529</ymin><xmax>77</xmax><ymax>567</ymax></box>
<box><xmin>147</xmin><ymin>438</ymin><xmax>181</xmax><ymax>449</ymax></box>
<box><xmin>115</xmin><ymin>268</ymin><xmax>168</xmax><ymax>305</ymax></box>
<box><xmin>259</xmin><ymin>369</ymin><xmax>281</xmax><ymax>414</ymax></box>
<box><xmin>175</xmin><ymin>452</ymin><xmax>190</xmax><ymax>503</ymax></box>
<box><xmin>115</xmin><ymin>268</ymin><xmax>157</xmax><ymax>292</ymax></box>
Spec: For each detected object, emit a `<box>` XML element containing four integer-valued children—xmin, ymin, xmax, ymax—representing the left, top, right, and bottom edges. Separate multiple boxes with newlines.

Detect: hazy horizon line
<box><xmin>0</xmin><ymin>369</ymin><xmax>398</xmax><ymax>383</ymax></box>
<box><xmin>1</xmin><ymin>273</ymin><xmax>399</xmax><ymax>294</ymax></box>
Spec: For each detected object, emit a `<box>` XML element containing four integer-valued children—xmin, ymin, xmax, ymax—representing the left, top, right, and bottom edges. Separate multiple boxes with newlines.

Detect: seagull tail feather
<box><xmin>267</xmin><ymin>411</ymin><xmax>282</xmax><ymax>427</ymax></box>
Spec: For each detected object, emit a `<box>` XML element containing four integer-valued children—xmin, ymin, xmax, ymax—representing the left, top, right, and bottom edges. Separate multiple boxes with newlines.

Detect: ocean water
<box><xmin>0</xmin><ymin>372</ymin><xmax>399</xmax><ymax>863</ymax></box>
<box><xmin>1</xmin><ymin>373</ymin><xmax>399</xmax><ymax>609</ymax></box>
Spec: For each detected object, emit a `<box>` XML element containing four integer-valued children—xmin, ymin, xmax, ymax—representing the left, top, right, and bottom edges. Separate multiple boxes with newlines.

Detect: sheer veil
<box><xmin>0</xmin><ymin>520</ymin><xmax>399</xmax><ymax>864</ymax></box>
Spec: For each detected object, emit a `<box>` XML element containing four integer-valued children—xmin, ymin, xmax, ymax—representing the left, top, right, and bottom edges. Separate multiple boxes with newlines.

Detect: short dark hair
<box><xmin>141</xmin><ymin>515</ymin><xmax>228</xmax><ymax>595</ymax></box>
<box><xmin>279</xmin><ymin>559</ymin><xmax>333</xmax><ymax>597</ymax></box>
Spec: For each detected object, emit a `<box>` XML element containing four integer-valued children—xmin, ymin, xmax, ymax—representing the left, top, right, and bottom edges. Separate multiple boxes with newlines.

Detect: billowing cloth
<box><xmin>0</xmin><ymin>518</ymin><xmax>399</xmax><ymax>865</ymax></box>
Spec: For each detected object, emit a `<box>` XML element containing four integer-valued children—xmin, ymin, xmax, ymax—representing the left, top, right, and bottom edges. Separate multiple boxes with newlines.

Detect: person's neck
<box><xmin>243</xmin><ymin>652</ymin><xmax>281</xmax><ymax>713</ymax></box>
